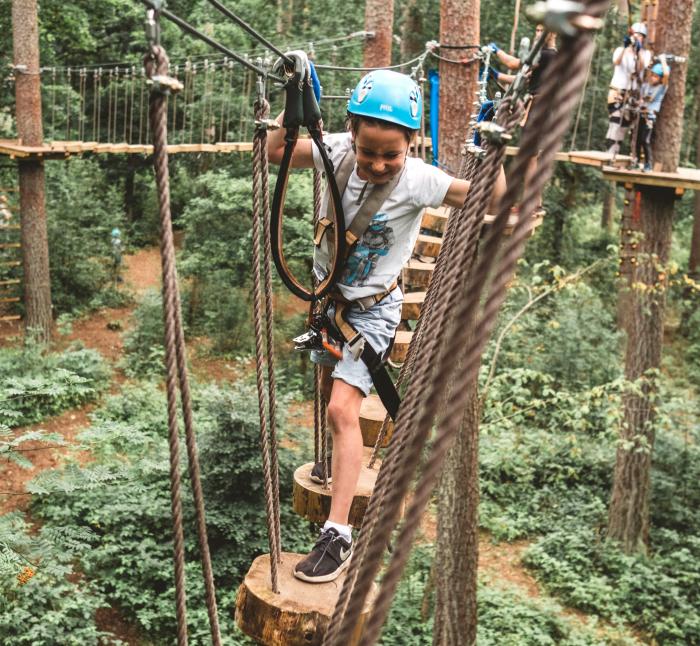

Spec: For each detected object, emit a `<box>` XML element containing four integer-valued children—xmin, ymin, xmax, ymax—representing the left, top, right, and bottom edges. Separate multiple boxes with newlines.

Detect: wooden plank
<box><xmin>401</xmin><ymin>290</ymin><xmax>426</xmax><ymax>320</ymax></box>
<box><xmin>0</xmin><ymin>279</ymin><xmax>20</xmax><ymax>286</ymax></box>
<box><xmin>235</xmin><ymin>552</ymin><xmax>374</xmax><ymax>646</ymax></box>
<box><xmin>0</xmin><ymin>261</ymin><xmax>21</xmax><ymax>267</ymax></box>
<box><xmin>0</xmin><ymin>315</ymin><xmax>21</xmax><ymax>322</ymax></box>
<box><xmin>0</xmin><ymin>187</ymin><xmax>19</xmax><ymax>192</ymax></box>
<box><xmin>0</xmin><ymin>297</ymin><xmax>20</xmax><ymax>304</ymax></box>
<box><xmin>0</xmin><ymin>225</ymin><xmax>20</xmax><ymax>230</ymax></box>
<box><xmin>292</xmin><ymin>457</ymin><xmax>380</xmax><ymax>526</ymax></box>
<box><xmin>360</xmin><ymin>394</ymin><xmax>393</xmax><ymax>448</ymax></box>
<box><xmin>0</xmin><ymin>243</ymin><xmax>21</xmax><ymax>249</ymax></box>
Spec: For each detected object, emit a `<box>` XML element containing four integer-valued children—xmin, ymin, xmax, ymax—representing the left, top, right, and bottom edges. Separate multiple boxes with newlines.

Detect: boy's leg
<box><xmin>323</xmin><ymin>371</ymin><xmax>364</xmax><ymax>525</ymax></box>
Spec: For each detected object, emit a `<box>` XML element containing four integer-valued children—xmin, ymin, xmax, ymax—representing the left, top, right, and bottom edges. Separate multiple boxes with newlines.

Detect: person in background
<box><xmin>487</xmin><ymin>25</ymin><xmax>557</xmax><ymax>213</ymax></box>
<box><xmin>111</xmin><ymin>227</ymin><xmax>123</xmax><ymax>285</ymax></box>
<box><xmin>636</xmin><ymin>56</ymin><xmax>669</xmax><ymax>171</ymax></box>
<box><xmin>604</xmin><ymin>22</ymin><xmax>652</xmax><ymax>157</ymax></box>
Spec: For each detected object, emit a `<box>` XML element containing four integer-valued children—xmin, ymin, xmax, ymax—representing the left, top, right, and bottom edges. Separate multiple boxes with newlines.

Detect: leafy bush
<box><xmin>0</xmin><ymin>513</ymin><xmax>119</xmax><ymax>645</ymax></box>
<box><xmin>31</xmin><ymin>380</ymin><xmax>313</xmax><ymax>643</ymax></box>
<box><xmin>121</xmin><ymin>289</ymin><xmax>167</xmax><ymax>378</ymax></box>
<box><xmin>0</xmin><ymin>344</ymin><xmax>110</xmax><ymax>428</ymax></box>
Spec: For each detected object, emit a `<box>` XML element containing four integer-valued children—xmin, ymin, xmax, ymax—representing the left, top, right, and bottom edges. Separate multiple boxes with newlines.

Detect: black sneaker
<box><xmin>309</xmin><ymin>454</ymin><xmax>332</xmax><ymax>484</ymax></box>
<box><xmin>294</xmin><ymin>528</ymin><xmax>352</xmax><ymax>583</ymax></box>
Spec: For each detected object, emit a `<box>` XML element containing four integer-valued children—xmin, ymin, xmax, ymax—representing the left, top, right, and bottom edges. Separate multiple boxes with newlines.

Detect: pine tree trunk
<box><xmin>12</xmin><ymin>0</ymin><xmax>52</xmax><ymax>343</ymax></box>
<box><xmin>363</xmin><ymin>0</ymin><xmax>394</xmax><ymax>68</ymax></box>
<box><xmin>607</xmin><ymin>0</ymin><xmax>692</xmax><ymax>554</ymax></box>
<box><xmin>433</xmin><ymin>382</ymin><xmax>480</xmax><ymax>646</ymax></box>
<box><xmin>689</xmin><ymin>82</ymin><xmax>700</xmax><ymax>277</ymax></box>
<box><xmin>432</xmin><ymin>2</ymin><xmax>480</xmax><ymax>642</ymax></box>
<box><xmin>437</xmin><ymin>0</ymin><xmax>479</xmax><ymax>172</ymax></box>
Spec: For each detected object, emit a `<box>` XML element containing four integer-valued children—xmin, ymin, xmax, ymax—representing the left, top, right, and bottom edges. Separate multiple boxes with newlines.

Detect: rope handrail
<box><xmin>314</xmin><ymin>52</ymin><xmax>427</xmax><ymax>72</ymax></box>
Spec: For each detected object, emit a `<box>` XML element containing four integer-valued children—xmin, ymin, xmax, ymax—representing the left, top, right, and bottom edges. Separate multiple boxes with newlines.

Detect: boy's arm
<box><xmin>660</xmin><ymin>54</ymin><xmax>670</xmax><ymax>85</ymax></box>
<box><xmin>442</xmin><ymin>166</ymin><xmax>507</xmax><ymax>213</ymax></box>
<box><xmin>267</xmin><ymin>110</ymin><xmax>315</xmax><ymax>168</ymax></box>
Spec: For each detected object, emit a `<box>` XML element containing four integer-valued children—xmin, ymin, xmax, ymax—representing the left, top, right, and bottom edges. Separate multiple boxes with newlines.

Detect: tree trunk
<box><xmin>601</xmin><ymin>183</ymin><xmax>615</xmax><ymax>232</ymax></box>
<box><xmin>433</xmin><ymin>382</ymin><xmax>480</xmax><ymax>646</ymax></box>
<box><xmin>363</xmin><ymin>0</ymin><xmax>394</xmax><ymax>68</ymax></box>
<box><xmin>12</xmin><ymin>0</ymin><xmax>52</xmax><ymax>343</ymax></box>
<box><xmin>690</xmin><ymin>71</ymin><xmax>700</xmax><ymax>277</ymax></box>
<box><xmin>432</xmin><ymin>3</ymin><xmax>480</xmax><ymax>643</ymax></box>
<box><xmin>607</xmin><ymin>0</ymin><xmax>692</xmax><ymax>554</ymax></box>
<box><xmin>437</xmin><ymin>0</ymin><xmax>479</xmax><ymax>172</ymax></box>
<box><xmin>399</xmin><ymin>0</ymin><xmax>423</xmax><ymax>60</ymax></box>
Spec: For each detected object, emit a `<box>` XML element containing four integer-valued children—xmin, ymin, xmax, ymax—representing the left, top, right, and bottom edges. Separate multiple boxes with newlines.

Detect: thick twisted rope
<box><xmin>146</xmin><ymin>44</ymin><xmax>222</xmax><ymax>646</ymax></box>
<box><xmin>326</xmin><ymin>7</ymin><xmax>604</xmax><ymax>641</ymax></box>
<box><xmin>258</xmin><ymin>98</ymin><xmax>282</xmax><ymax>559</ymax></box>
<box><xmin>251</xmin><ymin>98</ymin><xmax>282</xmax><ymax>591</ymax></box>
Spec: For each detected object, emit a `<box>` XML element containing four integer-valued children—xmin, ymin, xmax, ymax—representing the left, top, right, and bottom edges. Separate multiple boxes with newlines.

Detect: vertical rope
<box><xmin>50</xmin><ymin>68</ymin><xmax>57</xmax><ymax>140</ymax></box>
<box><xmin>147</xmin><ymin>44</ymin><xmax>222</xmax><ymax>646</ymax></box>
<box><xmin>251</xmin><ymin>99</ymin><xmax>282</xmax><ymax>591</ymax></box>
<box><xmin>106</xmin><ymin>68</ymin><xmax>113</xmax><ymax>143</ymax></box>
<box><xmin>65</xmin><ymin>68</ymin><xmax>72</xmax><ymax>141</ymax></box>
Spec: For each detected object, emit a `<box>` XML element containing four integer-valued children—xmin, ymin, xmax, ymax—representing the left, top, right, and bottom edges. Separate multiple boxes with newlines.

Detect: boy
<box><xmin>268</xmin><ymin>66</ymin><xmax>505</xmax><ymax>583</ymax></box>
<box><xmin>636</xmin><ymin>57</ymin><xmax>669</xmax><ymax>171</ymax></box>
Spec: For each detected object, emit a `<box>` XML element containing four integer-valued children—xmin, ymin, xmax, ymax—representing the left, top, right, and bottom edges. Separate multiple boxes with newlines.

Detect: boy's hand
<box><xmin>487</xmin><ymin>42</ymin><xmax>500</xmax><ymax>54</ymax></box>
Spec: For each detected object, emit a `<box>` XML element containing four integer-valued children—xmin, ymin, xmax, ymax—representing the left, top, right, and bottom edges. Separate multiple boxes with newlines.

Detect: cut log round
<box><xmin>235</xmin><ymin>552</ymin><xmax>375</xmax><ymax>645</ymax></box>
<box><xmin>401</xmin><ymin>291</ymin><xmax>426</xmax><ymax>320</ymax></box>
<box><xmin>292</xmin><ymin>460</ymin><xmax>380</xmax><ymax>526</ymax></box>
<box><xmin>360</xmin><ymin>394</ymin><xmax>393</xmax><ymax>447</ymax></box>
<box><xmin>402</xmin><ymin>258</ymin><xmax>435</xmax><ymax>288</ymax></box>
<box><xmin>389</xmin><ymin>330</ymin><xmax>412</xmax><ymax>364</ymax></box>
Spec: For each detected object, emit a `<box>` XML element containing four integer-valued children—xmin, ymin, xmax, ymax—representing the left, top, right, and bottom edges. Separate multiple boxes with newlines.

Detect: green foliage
<box><xmin>31</xmin><ymin>380</ymin><xmax>313</xmax><ymax>643</ymax></box>
<box><xmin>0</xmin><ymin>344</ymin><xmax>109</xmax><ymax>428</ymax></box>
<box><xmin>121</xmin><ymin>289</ymin><xmax>167</xmax><ymax>378</ymax></box>
<box><xmin>0</xmin><ymin>513</ymin><xmax>119</xmax><ymax>645</ymax></box>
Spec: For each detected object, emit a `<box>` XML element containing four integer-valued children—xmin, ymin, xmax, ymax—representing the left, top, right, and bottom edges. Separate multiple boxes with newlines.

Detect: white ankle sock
<box><xmin>323</xmin><ymin>520</ymin><xmax>352</xmax><ymax>543</ymax></box>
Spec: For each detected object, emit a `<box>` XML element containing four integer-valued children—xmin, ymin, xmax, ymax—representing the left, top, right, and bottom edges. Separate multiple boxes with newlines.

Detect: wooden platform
<box><xmin>601</xmin><ymin>165</ymin><xmax>700</xmax><ymax>192</ymax></box>
<box><xmin>0</xmin><ymin>139</ymin><xmax>255</xmax><ymax>159</ymax></box>
<box><xmin>402</xmin><ymin>258</ymin><xmax>435</xmax><ymax>288</ymax></box>
<box><xmin>360</xmin><ymin>394</ymin><xmax>393</xmax><ymax>447</ymax></box>
<box><xmin>292</xmin><ymin>457</ymin><xmax>380</xmax><ymax>527</ymax></box>
<box><xmin>505</xmin><ymin>147</ymin><xmax>632</xmax><ymax>169</ymax></box>
<box><xmin>389</xmin><ymin>329</ymin><xmax>413</xmax><ymax>364</ymax></box>
<box><xmin>235</xmin><ymin>552</ymin><xmax>373</xmax><ymax>646</ymax></box>
<box><xmin>401</xmin><ymin>291</ymin><xmax>426</xmax><ymax>320</ymax></box>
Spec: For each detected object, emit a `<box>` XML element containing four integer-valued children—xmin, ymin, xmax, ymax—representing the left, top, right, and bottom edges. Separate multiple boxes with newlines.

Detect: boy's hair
<box><xmin>346</xmin><ymin>113</ymin><xmax>415</xmax><ymax>144</ymax></box>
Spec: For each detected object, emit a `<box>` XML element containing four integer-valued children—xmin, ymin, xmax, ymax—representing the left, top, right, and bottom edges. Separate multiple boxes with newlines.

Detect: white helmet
<box><xmin>631</xmin><ymin>22</ymin><xmax>648</xmax><ymax>37</ymax></box>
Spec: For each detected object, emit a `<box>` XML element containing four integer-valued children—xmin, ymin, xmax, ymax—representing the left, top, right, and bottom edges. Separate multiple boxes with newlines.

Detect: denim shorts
<box><xmin>311</xmin><ymin>288</ymin><xmax>403</xmax><ymax>396</ymax></box>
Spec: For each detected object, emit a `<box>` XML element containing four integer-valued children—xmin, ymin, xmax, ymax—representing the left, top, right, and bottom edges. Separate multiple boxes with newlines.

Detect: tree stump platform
<box><xmin>292</xmin><ymin>458</ymin><xmax>380</xmax><ymax>526</ymax></box>
<box><xmin>360</xmin><ymin>394</ymin><xmax>393</xmax><ymax>447</ymax></box>
<box><xmin>236</xmin><ymin>552</ymin><xmax>375</xmax><ymax>645</ymax></box>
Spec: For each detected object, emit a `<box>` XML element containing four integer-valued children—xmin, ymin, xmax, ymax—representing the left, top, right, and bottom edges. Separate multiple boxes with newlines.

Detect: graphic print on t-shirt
<box><xmin>341</xmin><ymin>213</ymin><xmax>395</xmax><ymax>287</ymax></box>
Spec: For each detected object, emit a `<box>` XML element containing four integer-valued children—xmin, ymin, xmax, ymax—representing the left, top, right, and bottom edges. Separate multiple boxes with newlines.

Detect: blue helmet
<box><xmin>111</xmin><ymin>227</ymin><xmax>121</xmax><ymax>237</ymax></box>
<box><xmin>651</xmin><ymin>63</ymin><xmax>665</xmax><ymax>77</ymax></box>
<box><xmin>348</xmin><ymin>70</ymin><xmax>422</xmax><ymax>131</ymax></box>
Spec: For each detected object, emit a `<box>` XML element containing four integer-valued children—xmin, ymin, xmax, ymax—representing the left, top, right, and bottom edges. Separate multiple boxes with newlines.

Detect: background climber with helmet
<box><xmin>636</xmin><ymin>55</ymin><xmax>670</xmax><ymax>171</ymax></box>
<box><xmin>604</xmin><ymin>21</ymin><xmax>652</xmax><ymax>157</ymax></box>
<box><xmin>267</xmin><ymin>60</ymin><xmax>506</xmax><ymax>584</ymax></box>
<box><xmin>110</xmin><ymin>227</ymin><xmax>123</xmax><ymax>286</ymax></box>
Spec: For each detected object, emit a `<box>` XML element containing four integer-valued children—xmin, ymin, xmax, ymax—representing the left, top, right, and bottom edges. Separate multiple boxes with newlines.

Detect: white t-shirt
<box><xmin>311</xmin><ymin>132</ymin><xmax>453</xmax><ymax>301</ymax></box>
<box><xmin>610</xmin><ymin>46</ymin><xmax>652</xmax><ymax>90</ymax></box>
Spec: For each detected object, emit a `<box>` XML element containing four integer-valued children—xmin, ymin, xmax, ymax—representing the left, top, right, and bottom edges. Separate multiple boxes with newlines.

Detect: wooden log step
<box><xmin>236</xmin><ymin>552</ymin><xmax>374</xmax><ymax>645</ymax></box>
<box><xmin>402</xmin><ymin>258</ymin><xmax>434</xmax><ymax>288</ymax></box>
<box><xmin>360</xmin><ymin>394</ymin><xmax>393</xmax><ymax>448</ymax></box>
<box><xmin>0</xmin><ymin>297</ymin><xmax>20</xmax><ymax>304</ymax></box>
<box><xmin>0</xmin><ymin>279</ymin><xmax>20</xmax><ymax>286</ymax></box>
<box><xmin>0</xmin><ymin>315</ymin><xmax>21</xmax><ymax>322</ymax></box>
<box><xmin>292</xmin><ymin>452</ymin><xmax>381</xmax><ymax>526</ymax></box>
<box><xmin>421</xmin><ymin>206</ymin><xmax>449</xmax><ymax>233</ymax></box>
<box><xmin>389</xmin><ymin>330</ymin><xmax>413</xmax><ymax>364</ymax></box>
<box><xmin>413</xmin><ymin>233</ymin><xmax>442</xmax><ymax>258</ymax></box>
<box><xmin>0</xmin><ymin>225</ymin><xmax>20</xmax><ymax>230</ymax></box>
<box><xmin>0</xmin><ymin>261</ymin><xmax>21</xmax><ymax>267</ymax></box>
<box><xmin>0</xmin><ymin>243</ymin><xmax>21</xmax><ymax>249</ymax></box>
<box><xmin>401</xmin><ymin>291</ymin><xmax>426</xmax><ymax>320</ymax></box>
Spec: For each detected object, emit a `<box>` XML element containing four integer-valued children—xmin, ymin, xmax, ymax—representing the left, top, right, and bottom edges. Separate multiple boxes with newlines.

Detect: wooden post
<box><xmin>363</xmin><ymin>0</ymin><xmax>394</xmax><ymax>67</ymax></box>
<box><xmin>12</xmin><ymin>0</ymin><xmax>52</xmax><ymax>343</ymax></box>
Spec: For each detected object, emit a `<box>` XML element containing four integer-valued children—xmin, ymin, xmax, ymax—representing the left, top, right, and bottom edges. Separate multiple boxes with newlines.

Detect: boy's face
<box><xmin>649</xmin><ymin>72</ymin><xmax>662</xmax><ymax>85</ymax></box>
<box><xmin>352</xmin><ymin>122</ymin><xmax>409</xmax><ymax>185</ymax></box>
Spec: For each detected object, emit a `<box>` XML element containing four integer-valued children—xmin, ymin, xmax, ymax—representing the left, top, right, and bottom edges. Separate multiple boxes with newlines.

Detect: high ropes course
<box><xmin>0</xmin><ymin>0</ymin><xmax>695</xmax><ymax>643</ymax></box>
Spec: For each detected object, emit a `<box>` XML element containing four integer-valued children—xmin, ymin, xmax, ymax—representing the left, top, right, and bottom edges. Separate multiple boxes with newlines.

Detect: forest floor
<box><xmin>0</xmin><ymin>245</ymin><xmax>644</xmax><ymax>644</ymax></box>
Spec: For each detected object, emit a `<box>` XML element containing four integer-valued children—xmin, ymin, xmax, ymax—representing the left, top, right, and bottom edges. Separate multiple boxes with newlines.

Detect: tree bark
<box><xmin>690</xmin><ymin>75</ymin><xmax>700</xmax><ymax>277</ymax></box>
<box><xmin>12</xmin><ymin>0</ymin><xmax>52</xmax><ymax>343</ymax></box>
<box><xmin>363</xmin><ymin>0</ymin><xmax>394</xmax><ymax>68</ymax></box>
<box><xmin>437</xmin><ymin>0</ymin><xmax>479</xmax><ymax>173</ymax></box>
<box><xmin>433</xmin><ymin>381</ymin><xmax>480</xmax><ymax>646</ymax></box>
<box><xmin>607</xmin><ymin>0</ymin><xmax>692</xmax><ymax>554</ymax></box>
